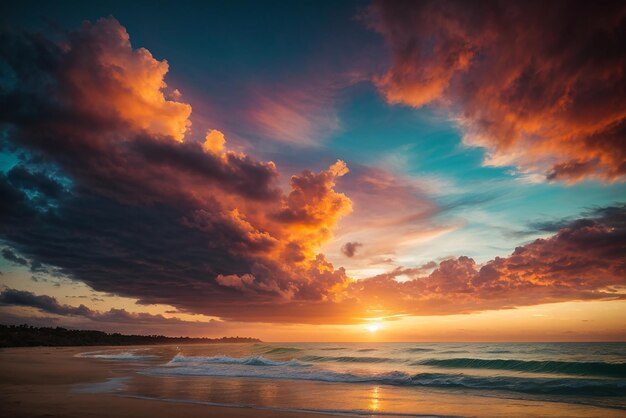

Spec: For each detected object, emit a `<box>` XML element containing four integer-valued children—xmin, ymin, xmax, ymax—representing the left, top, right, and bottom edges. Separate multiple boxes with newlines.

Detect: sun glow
<box><xmin>367</xmin><ymin>323</ymin><xmax>381</xmax><ymax>333</ymax></box>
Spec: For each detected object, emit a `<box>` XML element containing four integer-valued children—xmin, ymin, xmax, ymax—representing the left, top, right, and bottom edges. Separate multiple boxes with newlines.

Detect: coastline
<box><xmin>1</xmin><ymin>345</ymin><xmax>624</xmax><ymax>418</ymax></box>
<box><xmin>0</xmin><ymin>346</ymin><xmax>341</xmax><ymax>418</ymax></box>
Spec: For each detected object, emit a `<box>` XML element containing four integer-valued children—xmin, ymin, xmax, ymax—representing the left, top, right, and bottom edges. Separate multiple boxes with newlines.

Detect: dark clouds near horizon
<box><xmin>0</xmin><ymin>288</ymin><xmax>224</xmax><ymax>336</ymax></box>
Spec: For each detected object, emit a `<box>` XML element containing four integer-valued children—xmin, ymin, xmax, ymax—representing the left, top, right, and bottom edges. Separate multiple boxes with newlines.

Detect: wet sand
<box><xmin>0</xmin><ymin>346</ymin><xmax>340</xmax><ymax>418</ymax></box>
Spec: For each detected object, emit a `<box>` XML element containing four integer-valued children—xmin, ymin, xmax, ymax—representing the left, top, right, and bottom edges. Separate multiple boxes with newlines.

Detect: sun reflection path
<box><xmin>369</xmin><ymin>385</ymin><xmax>380</xmax><ymax>411</ymax></box>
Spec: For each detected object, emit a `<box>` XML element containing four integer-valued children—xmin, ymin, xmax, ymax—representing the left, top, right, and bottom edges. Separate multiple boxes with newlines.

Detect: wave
<box><xmin>78</xmin><ymin>351</ymin><xmax>159</xmax><ymax>361</ymax></box>
<box><xmin>168</xmin><ymin>354</ymin><xmax>308</xmax><ymax>367</ymax></box>
<box><xmin>413</xmin><ymin>358</ymin><xmax>626</xmax><ymax>378</ymax></box>
<box><xmin>319</xmin><ymin>347</ymin><xmax>346</xmax><ymax>351</ymax></box>
<box><xmin>264</xmin><ymin>347</ymin><xmax>303</xmax><ymax>354</ymax></box>
<box><xmin>145</xmin><ymin>365</ymin><xmax>626</xmax><ymax>397</ymax></box>
<box><xmin>409</xmin><ymin>373</ymin><xmax>626</xmax><ymax>397</ymax></box>
<box><xmin>405</xmin><ymin>347</ymin><xmax>435</xmax><ymax>353</ymax></box>
<box><xmin>300</xmin><ymin>355</ymin><xmax>395</xmax><ymax>363</ymax></box>
<box><xmin>357</xmin><ymin>348</ymin><xmax>377</xmax><ymax>352</ymax></box>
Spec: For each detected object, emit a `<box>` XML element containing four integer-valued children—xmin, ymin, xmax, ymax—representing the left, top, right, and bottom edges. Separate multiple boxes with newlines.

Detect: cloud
<box><xmin>0</xmin><ymin>18</ymin><xmax>352</xmax><ymax>322</ymax></box>
<box><xmin>326</xmin><ymin>164</ymin><xmax>448</xmax><ymax>276</ymax></box>
<box><xmin>247</xmin><ymin>85</ymin><xmax>342</xmax><ymax>146</ymax></box>
<box><xmin>0</xmin><ymin>288</ymin><xmax>222</xmax><ymax>336</ymax></box>
<box><xmin>341</xmin><ymin>242</ymin><xmax>362</xmax><ymax>257</ymax></box>
<box><xmin>368</xmin><ymin>0</ymin><xmax>626</xmax><ymax>182</ymax></box>
<box><xmin>351</xmin><ymin>204</ymin><xmax>626</xmax><ymax>316</ymax></box>
<box><xmin>0</xmin><ymin>288</ymin><xmax>94</xmax><ymax>317</ymax></box>
<box><xmin>6</xmin><ymin>166</ymin><xmax>64</xmax><ymax>199</ymax></box>
<box><xmin>1</xmin><ymin>17</ymin><xmax>624</xmax><ymax>326</ymax></box>
<box><xmin>2</xmin><ymin>248</ymin><xmax>28</xmax><ymax>266</ymax></box>
<box><xmin>202</xmin><ymin>129</ymin><xmax>226</xmax><ymax>154</ymax></box>
<box><xmin>63</xmin><ymin>18</ymin><xmax>192</xmax><ymax>140</ymax></box>
<box><xmin>274</xmin><ymin>160</ymin><xmax>352</xmax><ymax>257</ymax></box>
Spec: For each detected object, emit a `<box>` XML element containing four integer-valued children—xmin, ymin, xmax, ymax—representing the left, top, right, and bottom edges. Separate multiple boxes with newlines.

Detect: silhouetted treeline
<box><xmin>0</xmin><ymin>324</ymin><xmax>261</xmax><ymax>347</ymax></box>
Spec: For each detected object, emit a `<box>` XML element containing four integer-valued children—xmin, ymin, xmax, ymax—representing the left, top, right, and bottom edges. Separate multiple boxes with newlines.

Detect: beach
<box><xmin>1</xmin><ymin>343</ymin><xmax>625</xmax><ymax>417</ymax></box>
<box><xmin>0</xmin><ymin>346</ymin><xmax>339</xmax><ymax>418</ymax></box>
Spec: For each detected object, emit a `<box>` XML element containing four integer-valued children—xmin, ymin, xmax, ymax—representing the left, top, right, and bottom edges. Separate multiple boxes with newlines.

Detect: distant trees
<box><xmin>0</xmin><ymin>324</ymin><xmax>261</xmax><ymax>347</ymax></box>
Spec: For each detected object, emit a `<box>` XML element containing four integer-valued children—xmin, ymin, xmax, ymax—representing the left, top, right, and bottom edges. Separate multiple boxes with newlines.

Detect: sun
<box><xmin>367</xmin><ymin>323</ymin><xmax>381</xmax><ymax>333</ymax></box>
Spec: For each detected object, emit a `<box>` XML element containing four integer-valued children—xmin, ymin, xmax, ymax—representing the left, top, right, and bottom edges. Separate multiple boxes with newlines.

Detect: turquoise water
<box><xmin>79</xmin><ymin>342</ymin><xmax>626</xmax><ymax>416</ymax></box>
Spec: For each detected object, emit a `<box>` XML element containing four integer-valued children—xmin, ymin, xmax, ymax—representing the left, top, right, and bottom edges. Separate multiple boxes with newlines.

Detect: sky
<box><xmin>0</xmin><ymin>0</ymin><xmax>624</xmax><ymax>341</ymax></box>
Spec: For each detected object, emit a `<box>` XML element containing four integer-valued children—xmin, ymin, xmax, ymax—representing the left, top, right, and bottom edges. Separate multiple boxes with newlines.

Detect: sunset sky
<box><xmin>1</xmin><ymin>0</ymin><xmax>624</xmax><ymax>341</ymax></box>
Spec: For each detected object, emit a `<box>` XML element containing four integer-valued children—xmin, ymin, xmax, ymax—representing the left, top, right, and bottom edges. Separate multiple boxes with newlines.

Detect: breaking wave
<box><xmin>414</xmin><ymin>358</ymin><xmax>626</xmax><ymax>378</ymax></box>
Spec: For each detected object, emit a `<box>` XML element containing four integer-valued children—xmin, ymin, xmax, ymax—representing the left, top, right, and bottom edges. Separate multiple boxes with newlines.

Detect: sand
<box><xmin>0</xmin><ymin>346</ymin><xmax>340</xmax><ymax>418</ymax></box>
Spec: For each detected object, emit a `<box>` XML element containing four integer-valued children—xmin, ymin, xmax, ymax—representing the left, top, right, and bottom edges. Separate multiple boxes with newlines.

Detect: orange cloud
<box><xmin>273</xmin><ymin>161</ymin><xmax>352</xmax><ymax>258</ymax></box>
<box><xmin>62</xmin><ymin>18</ymin><xmax>191</xmax><ymax>141</ymax></box>
<box><xmin>369</xmin><ymin>0</ymin><xmax>626</xmax><ymax>182</ymax></box>
<box><xmin>202</xmin><ymin>129</ymin><xmax>226</xmax><ymax>154</ymax></box>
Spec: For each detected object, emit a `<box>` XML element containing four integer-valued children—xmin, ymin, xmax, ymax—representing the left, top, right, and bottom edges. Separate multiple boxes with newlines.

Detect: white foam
<box><xmin>77</xmin><ymin>350</ymin><xmax>159</xmax><ymax>361</ymax></box>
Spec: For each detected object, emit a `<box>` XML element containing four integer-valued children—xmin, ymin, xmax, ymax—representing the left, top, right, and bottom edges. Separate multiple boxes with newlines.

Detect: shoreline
<box><xmin>0</xmin><ymin>346</ymin><xmax>342</xmax><ymax>418</ymax></box>
<box><xmin>1</xmin><ymin>345</ymin><xmax>624</xmax><ymax>418</ymax></box>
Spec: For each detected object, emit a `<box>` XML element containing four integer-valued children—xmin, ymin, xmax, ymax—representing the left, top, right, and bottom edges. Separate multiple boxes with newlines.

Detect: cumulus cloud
<box><xmin>0</xmin><ymin>17</ymin><xmax>352</xmax><ymax>322</ymax></box>
<box><xmin>62</xmin><ymin>18</ymin><xmax>192</xmax><ymax>140</ymax></box>
<box><xmin>368</xmin><ymin>0</ymin><xmax>626</xmax><ymax>182</ymax></box>
<box><xmin>274</xmin><ymin>160</ymin><xmax>352</xmax><ymax>257</ymax></box>
<box><xmin>202</xmin><ymin>129</ymin><xmax>226</xmax><ymax>154</ymax></box>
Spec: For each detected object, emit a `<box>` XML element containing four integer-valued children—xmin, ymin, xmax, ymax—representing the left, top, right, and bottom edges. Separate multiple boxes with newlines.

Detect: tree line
<box><xmin>0</xmin><ymin>324</ymin><xmax>261</xmax><ymax>347</ymax></box>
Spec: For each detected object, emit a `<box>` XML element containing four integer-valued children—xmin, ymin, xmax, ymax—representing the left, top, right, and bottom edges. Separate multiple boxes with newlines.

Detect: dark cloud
<box><xmin>1</xmin><ymin>248</ymin><xmax>28</xmax><ymax>266</ymax></box>
<box><xmin>0</xmin><ymin>288</ymin><xmax>92</xmax><ymax>316</ymax></box>
<box><xmin>341</xmin><ymin>242</ymin><xmax>363</xmax><ymax>258</ymax></box>
<box><xmin>6</xmin><ymin>165</ymin><xmax>64</xmax><ymax>198</ymax></box>
<box><xmin>0</xmin><ymin>288</ymin><xmax>213</xmax><ymax>326</ymax></box>
<box><xmin>527</xmin><ymin>204</ymin><xmax>626</xmax><ymax>233</ymax></box>
<box><xmin>369</xmin><ymin>0</ymin><xmax>626</xmax><ymax>182</ymax></box>
<box><xmin>0</xmin><ymin>288</ymin><xmax>223</xmax><ymax>336</ymax></box>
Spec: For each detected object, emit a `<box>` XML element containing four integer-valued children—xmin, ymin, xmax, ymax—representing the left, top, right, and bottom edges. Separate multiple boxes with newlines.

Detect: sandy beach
<box><xmin>0</xmin><ymin>346</ymin><xmax>341</xmax><ymax>418</ymax></box>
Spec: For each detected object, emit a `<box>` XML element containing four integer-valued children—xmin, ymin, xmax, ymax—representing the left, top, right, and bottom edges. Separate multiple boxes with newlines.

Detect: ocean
<box><xmin>76</xmin><ymin>342</ymin><xmax>626</xmax><ymax>417</ymax></box>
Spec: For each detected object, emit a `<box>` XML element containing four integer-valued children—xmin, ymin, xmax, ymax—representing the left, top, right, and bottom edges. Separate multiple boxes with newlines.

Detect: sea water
<box><xmin>78</xmin><ymin>342</ymin><xmax>626</xmax><ymax>416</ymax></box>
